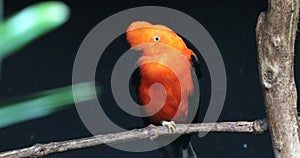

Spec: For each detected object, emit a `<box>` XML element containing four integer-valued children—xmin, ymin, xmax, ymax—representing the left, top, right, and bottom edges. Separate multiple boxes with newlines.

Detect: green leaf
<box><xmin>0</xmin><ymin>82</ymin><xmax>99</xmax><ymax>128</ymax></box>
<box><xmin>0</xmin><ymin>1</ymin><xmax>70</xmax><ymax>58</ymax></box>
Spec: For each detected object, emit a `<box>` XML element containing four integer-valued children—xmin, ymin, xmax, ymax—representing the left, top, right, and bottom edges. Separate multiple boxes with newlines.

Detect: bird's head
<box><xmin>126</xmin><ymin>21</ymin><xmax>187</xmax><ymax>52</ymax></box>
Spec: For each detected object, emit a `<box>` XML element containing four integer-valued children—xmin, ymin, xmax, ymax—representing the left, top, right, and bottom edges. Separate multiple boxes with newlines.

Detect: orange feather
<box><xmin>126</xmin><ymin>21</ymin><xmax>195</xmax><ymax>124</ymax></box>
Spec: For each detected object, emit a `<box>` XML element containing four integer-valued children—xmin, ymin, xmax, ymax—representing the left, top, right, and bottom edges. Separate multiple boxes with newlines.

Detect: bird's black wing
<box><xmin>130</xmin><ymin>67</ymin><xmax>153</xmax><ymax>126</ymax></box>
<box><xmin>191</xmin><ymin>53</ymin><xmax>201</xmax><ymax>79</ymax></box>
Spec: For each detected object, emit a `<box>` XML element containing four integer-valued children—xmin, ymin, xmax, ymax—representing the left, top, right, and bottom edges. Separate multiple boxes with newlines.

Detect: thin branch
<box><xmin>0</xmin><ymin>119</ymin><xmax>268</xmax><ymax>158</ymax></box>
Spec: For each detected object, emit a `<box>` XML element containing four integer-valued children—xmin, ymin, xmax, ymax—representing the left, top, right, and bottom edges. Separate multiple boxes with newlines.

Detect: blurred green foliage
<box><xmin>0</xmin><ymin>1</ymin><xmax>70</xmax><ymax>58</ymax></box>
<box><xmin>0</xmin><ymin>2</ymin><xmax>98</xmax><ymax>128</ymax></box>
<box><xmin>0</xmin><ymin>82</ymin><xmax>97</xmax><ymax>128</ymax></box>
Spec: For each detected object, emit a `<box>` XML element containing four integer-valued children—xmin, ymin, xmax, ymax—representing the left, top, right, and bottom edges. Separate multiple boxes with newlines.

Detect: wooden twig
<box><xmin>0</xmin><ymin>119</ymin><xmax>268</xmax><ymax>158</ymax></box>
<box><xmin>256</xmin><ymin>0</ymin><xmax>300</xmax><ymax>157</ymax></box>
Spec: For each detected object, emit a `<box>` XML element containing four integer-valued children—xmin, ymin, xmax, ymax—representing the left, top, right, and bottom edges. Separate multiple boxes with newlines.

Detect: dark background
<box><xmin>2</xmin><ymin>0</ymin><xmax>300</xmax><ymax>157</ymax></box>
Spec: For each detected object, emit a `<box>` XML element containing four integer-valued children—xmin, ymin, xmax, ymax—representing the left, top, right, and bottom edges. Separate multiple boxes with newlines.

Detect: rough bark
<box><xmin>256</xmin><ymin>0</ymin><xmax>300</xmax><ymax>157</ymax></box>
<box><xmin>0</xmin><ymin>120</ymin><xmax>268</xmax><ymax>158</ymax></box>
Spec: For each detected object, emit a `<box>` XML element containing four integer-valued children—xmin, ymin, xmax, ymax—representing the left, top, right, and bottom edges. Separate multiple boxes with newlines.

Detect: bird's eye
<box><xmin>154</xmin><ymin>35</ymin><xmax>160</xmax><ymax>42</ymax></box>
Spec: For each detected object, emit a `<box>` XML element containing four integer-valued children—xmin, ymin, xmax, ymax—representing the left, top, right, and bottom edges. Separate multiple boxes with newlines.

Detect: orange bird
<box><xmin>126</xmin><ymin>21</ymin><xmax>200</xmax><ymax>158</ymax></box>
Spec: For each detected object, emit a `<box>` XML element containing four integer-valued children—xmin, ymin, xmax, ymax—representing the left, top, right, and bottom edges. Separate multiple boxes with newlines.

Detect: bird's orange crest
<box><xmin>126</xmin><ymin>21</ymin><xmax>195</xmax><ymax>60</ymax></box>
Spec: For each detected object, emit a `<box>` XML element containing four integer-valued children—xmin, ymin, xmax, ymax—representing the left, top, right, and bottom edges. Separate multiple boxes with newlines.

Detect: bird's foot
<box><xmin>162</xmin><ymin>120</ymin><xmax>176</xmax><ymax>133</ymax></box>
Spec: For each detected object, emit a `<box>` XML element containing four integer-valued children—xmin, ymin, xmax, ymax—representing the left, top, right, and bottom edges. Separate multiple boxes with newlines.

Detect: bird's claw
<box><xmin>162</xmin><ymin>121</ymin><xmax>176</xmax><ymax>133</ymax></box>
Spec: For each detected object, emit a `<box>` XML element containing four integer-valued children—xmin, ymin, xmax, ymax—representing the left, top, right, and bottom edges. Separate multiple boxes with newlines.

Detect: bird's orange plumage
<box><xmin>126</xmin><ymin>21</ymin><xmax>195</xmax><ymax>124</ymax></box>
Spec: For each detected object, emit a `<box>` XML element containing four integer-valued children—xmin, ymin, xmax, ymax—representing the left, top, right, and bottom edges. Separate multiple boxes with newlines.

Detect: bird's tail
<box><xmin>160</xmin><ymin>135</ymin><xmax>197</xmax><ymax>158</ymax></box>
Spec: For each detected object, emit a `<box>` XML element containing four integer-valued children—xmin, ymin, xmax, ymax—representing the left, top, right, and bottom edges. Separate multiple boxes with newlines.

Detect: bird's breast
<box><xmin>137</xmin><ymin>46</ymin><xmax>194</xmax><ymax>123</ymax></box>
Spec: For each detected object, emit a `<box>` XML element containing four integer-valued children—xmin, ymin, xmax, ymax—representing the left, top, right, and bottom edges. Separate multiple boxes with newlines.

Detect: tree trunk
<box><xmin>256</xmin><ymin>0</ymin><xmax>300</xmax><ymax>157</ymax></box>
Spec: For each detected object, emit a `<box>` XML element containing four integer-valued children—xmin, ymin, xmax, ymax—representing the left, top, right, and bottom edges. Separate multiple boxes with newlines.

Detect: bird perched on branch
<box><xmin>126</xmin><ymin>21</ymin><xmax>201</xmax><ymax>158</ymax></box>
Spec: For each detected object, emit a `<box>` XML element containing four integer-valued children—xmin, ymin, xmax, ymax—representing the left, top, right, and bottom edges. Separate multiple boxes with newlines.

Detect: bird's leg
<box><xmin>161</xmin><ymin>120</ymin><xmax>176</xmax><ymax>133</ymax></box>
